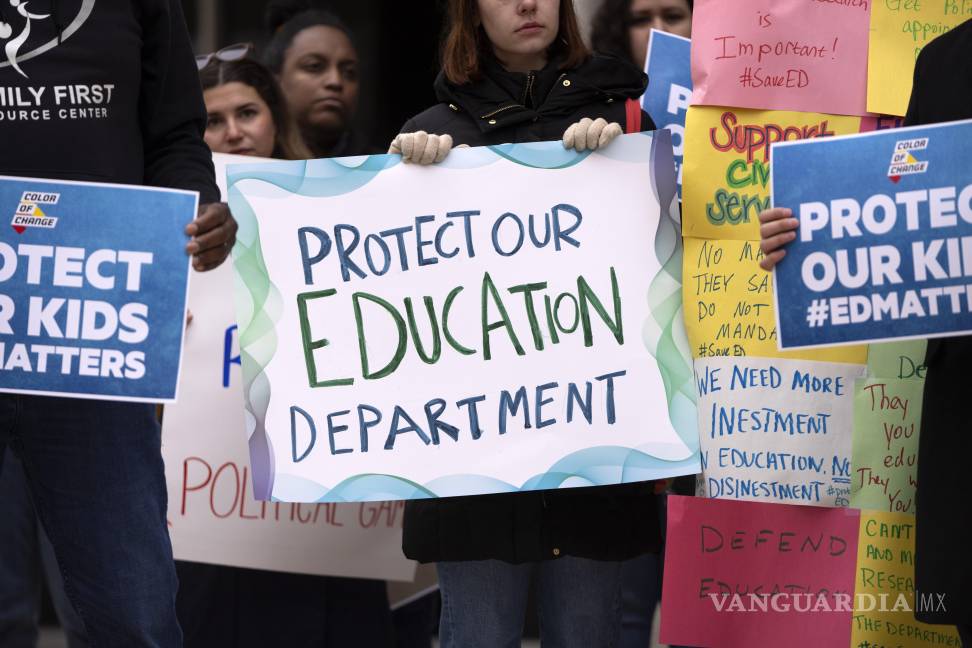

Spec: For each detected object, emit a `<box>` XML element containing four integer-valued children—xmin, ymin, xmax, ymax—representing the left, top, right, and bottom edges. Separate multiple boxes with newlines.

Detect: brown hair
<box><xmin>199</xmin><ymin>58</ymin><xmax>311</xmax><ymax>160</ymax></box>
<box><xmin>441</xmin><ymin>0</ymin><xmax>590</xmax><ymax>85</ymax></box>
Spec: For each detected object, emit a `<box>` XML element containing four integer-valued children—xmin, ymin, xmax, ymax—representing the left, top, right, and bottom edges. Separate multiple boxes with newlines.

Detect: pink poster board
<box><xmin>690</xmin><ymin>0</ymin><xmax>870</xmax><ymax>116</ymax></box>
<box><xmin>660</xmin><ymin>496</ymin><xmax>859</xmax><ymax>648</ymax></box>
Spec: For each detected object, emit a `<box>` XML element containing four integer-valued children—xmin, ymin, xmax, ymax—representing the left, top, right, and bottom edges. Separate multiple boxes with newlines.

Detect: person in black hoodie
<box><xmin>389</xmin><ymin>1</ymin><xmax>661</xmax><ymax>646</ymax></box>
<box><xmin>0</xmin><ymin>1</ymin><xmax>236</xmax><ymax>647</ymax></box>
<box><xmin>758</xmin><ymin>19</ymin><xmax>972</xmax><ymax>646</ymax></box>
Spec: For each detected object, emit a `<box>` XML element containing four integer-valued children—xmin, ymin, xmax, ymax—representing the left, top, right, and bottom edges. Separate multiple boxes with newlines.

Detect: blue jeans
<box><xmin>437</xmin><ymin>557</ymin><xmax>623</xmax><ymax>648</ymax></box>
<box><xmin>0</xmin><ymin>452</ymin><xmax>89</xmax><ymax>648</ymax></box>
<box><xmin>0</xmin><ymin>395</ymin><xmax>181</xmax><ymax>648</ymax></box>
<box><xmin>619</xmin><ymin>552</ymin><xmax>660</xmax><ymax>648</ymax></box>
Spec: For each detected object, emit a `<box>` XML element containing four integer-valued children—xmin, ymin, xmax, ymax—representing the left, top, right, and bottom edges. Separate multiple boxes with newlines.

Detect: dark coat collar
<box><xmin>433</xmin><ymin>54</ymin><xmax>648</xmax><ymax>134</ymax></box>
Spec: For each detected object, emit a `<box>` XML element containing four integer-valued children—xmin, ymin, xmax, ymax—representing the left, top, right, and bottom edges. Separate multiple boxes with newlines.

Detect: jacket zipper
<box><xmin>523</xmin><ymin>71</ymin><xmax>536</xmax><ymax>108</ymax></box>
<box><xmin>482</xmin><ymin>70</ymin><xmax>564</xmax><ymax>121</ymax></box>
<box><xmin>480</xmin><ymin>104</ymin><xmax>520</xmax><ymax>120</ymax></box>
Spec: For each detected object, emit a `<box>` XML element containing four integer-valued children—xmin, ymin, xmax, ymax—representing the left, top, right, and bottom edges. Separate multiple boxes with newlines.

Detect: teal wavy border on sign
<box><xmin>596</xmin><ymin>131</ymin><xmax>698</xmax><ymax>454</ymax></box>
<box><xmin>226</xmin><ymin>181</ymin><xmax>283</xmax><ymax>500</ymax></box>
<box><xmin>272</xmin><ymin>446</ymin><xmax>702</xmax><ymax>502</ymax></box>
<box><xmin>227</xmin><ymin>144</ymin><xmax>587</xmax><ymax>202</ymax></box>
<box><xmin>641</xmin><ymin>130</ymin><xmax>699</xmax><ymax>454</ymax></box>
<box><xmin>227</xmin><ymin>134</ymin><xmax>699</xmax><ymax>502</ymax></box>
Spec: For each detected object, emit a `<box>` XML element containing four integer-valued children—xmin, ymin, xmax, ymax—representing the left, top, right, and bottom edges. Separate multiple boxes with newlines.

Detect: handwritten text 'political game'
<box><xmin>773</xmin><ymin>120</ymin><xmax>972</xmax><ymax>348</ymax></box>
<box><xmin>0</xmin><ymin>178</ymin><xmax>196</xmax><ymax>401</ymax></box>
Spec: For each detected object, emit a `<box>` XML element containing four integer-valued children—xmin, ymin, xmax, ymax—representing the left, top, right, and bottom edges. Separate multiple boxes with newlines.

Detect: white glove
<box><xmin>562</xmin><ymin>117</ymin><xmax>623</xmax><ymax>153</ymax></box>
<box><xmin>388</xmin><ymin>131</ymin><xmax>454</xmax><ymax>164</ymax></box>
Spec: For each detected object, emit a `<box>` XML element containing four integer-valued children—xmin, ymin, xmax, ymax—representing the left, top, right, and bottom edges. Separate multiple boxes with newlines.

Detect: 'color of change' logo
<box><xmin>11</xmin><ymin>190</ymin><xmax>59</xmax><ymax>233</ymax></box>
<box><xmin>888</xmin><ymin>138</ymin><xmax>929</xmax><ymax>183</ymax></box>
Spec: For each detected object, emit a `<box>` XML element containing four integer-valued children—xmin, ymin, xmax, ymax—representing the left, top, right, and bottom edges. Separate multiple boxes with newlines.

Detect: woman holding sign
<box><xmin>389</xmin><ymin>1</ymin><xmax>661</xmax><ymax>646</ymax></box>
<box><xmin>759</xmin><ymin>20</ymin><xmax>972</xmax><ymax>644</ymax></box>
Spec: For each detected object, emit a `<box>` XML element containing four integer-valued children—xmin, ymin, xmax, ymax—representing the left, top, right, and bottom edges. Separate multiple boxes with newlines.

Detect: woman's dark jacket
<box><xmin>400</xmin><ymin>53</ymin><xmax>662</xmax><ymax>564</ymax></box>
<box><xmin>905</xmin><ymin>18</ymin><xmax>972</xmax><ymax>627</ymax></box>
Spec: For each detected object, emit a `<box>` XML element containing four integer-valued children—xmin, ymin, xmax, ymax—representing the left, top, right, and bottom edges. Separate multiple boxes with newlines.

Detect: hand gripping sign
<box><xmin>772</xmin><ymin>119</ymin><xmax>972</xmax><ymax>349</ymax></box>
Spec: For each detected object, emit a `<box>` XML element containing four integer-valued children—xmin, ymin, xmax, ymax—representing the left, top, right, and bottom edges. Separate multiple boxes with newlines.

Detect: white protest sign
<box><xmin>695</xmin><ymin>356</ymin><xmax>866</xmax><ymax>507</ymax></box>
<box><xmin>160</xmin><ymin>154</ymin><xmax>416</xmax><ymax>581</ymax></box>
<box><xmin>227</xmin><ymin>134</ymin><xmax>700</xmax><ymax>502</ymax></box>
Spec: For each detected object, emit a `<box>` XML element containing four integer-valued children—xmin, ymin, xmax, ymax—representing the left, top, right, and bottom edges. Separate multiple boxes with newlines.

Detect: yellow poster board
<box><xmin>682</xmin><ymin>106</ymin><xmax>862</xmax><ymax>241</ymax></box>
<box><xmin>851</xmin><ymin>511</ymin><xmax>963</xmax><ymax>647</ymax></box>
<box><xmin>682</xmin><ymin>237</ymin><xmax>867</xmax><ymax>363</ymax></box>
<box><xmin>867</xmin><ymin>3</ymin><xmax>972</xmax><ymax>117</ymax></box>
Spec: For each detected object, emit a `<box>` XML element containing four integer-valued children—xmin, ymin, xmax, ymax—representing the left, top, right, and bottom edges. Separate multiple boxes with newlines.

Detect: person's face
<box><xmin>278</xmin><ymin>25</ymin><xmax>359</xmax><ymax>136</ymax></box>
<box><xmin>628</xmin><ymin>0</ymin><xmax>692</xmax><ymax>68</ymax></box>
<box><xmin>203</xmin><ymin>82</ymin><xmax>277</xmax><ymax>158</ymax></box>
<box><xmin>476</xmin><ymin>0</ymin><xmax>560</xmax><ymax>71</ymax></box>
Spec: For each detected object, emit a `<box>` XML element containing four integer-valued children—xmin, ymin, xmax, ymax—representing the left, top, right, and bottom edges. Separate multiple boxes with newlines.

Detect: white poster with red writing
<box><xmin>160</xmin><ymin>155</ymin><xmax>416</xmax><ymax>581</ymax></box>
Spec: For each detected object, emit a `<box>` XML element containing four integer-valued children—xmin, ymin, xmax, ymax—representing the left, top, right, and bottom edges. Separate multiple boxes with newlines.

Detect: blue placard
<box><xmin>642</xmin><ymin>29</ymin><xmax>691</xmax><ymax>199</ymax></box>
<box><xmin>772</xmin><ymin>119</ymin><xmax>972</xmax><ymax>349</ymax></box>
<box><xmin>0</xmin><ymin>176</ymin><xmax>197</xmax><ymax>401</ymax></box>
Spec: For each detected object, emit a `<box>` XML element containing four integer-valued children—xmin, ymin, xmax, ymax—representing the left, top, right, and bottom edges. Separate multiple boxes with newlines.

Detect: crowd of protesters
<box><xmin>1</xmin><ymin>0</ymin><xmax>969</xmax><ymax>646</ymax></box>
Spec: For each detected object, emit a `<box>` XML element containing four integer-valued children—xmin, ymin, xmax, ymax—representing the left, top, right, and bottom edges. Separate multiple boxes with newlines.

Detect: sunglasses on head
<box><xmin>195</xmin><ymin>43</ymin><xmax>254</xmax><ymax>70</ymax></box>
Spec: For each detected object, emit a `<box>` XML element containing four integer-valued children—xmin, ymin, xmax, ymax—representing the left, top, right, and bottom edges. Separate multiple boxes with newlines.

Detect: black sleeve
<box><xmin>138</xmin><ymin>0</ymin><xmax>220</xmax><ymax>205</ymax></box>
<box><xmin>903</xmin><ymin>49</ymin><xmax>926</xmax><ymax>127</ymax></box>
<box><xmin>399</xmin><ymin>118</ymin><xmax>417</xmax><ymax>135</ymax></box>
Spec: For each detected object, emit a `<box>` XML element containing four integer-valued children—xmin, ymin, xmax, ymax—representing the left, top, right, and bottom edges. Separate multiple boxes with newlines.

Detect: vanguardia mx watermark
<box><xmin>706</xmin><ymin>591</ymin><xmax>947</xmax><ymax>614</ymax></box>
